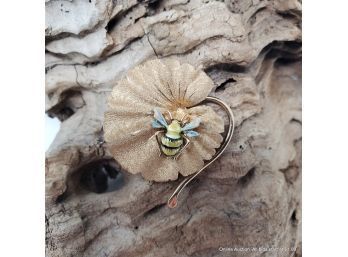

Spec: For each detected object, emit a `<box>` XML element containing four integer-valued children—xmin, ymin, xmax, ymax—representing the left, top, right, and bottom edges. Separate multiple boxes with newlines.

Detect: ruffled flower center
<box><xmin>163</xmin><ymin>107</ymin><xmax>193</xmax><ymax>125</ymax></box>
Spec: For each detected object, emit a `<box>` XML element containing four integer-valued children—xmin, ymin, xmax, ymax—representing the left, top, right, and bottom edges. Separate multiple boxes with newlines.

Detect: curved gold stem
<box><xmin>167</xmin><ymin>96</ymin><xmax>235</xmax><ymax>208</ymax></box>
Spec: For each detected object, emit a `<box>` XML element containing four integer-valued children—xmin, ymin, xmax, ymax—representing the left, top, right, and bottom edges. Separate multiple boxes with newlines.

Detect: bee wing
<box><xmin>181</xmin><ymin>118</ymin><xmax>201</xmax><ymax>131</ymax></box>
<box><xmin>184</xmin><ymin>130</ymin><xmax>200</xmax><ymax>138</ymax></box>
<box><xmin>153</xmin><ymin>108</ymin><xmax>168</xmax><ymax>128</ymax></box>
<box><xmin>152</xmin><ymin>119</ymin><xmax>165</xmax><ymax>128</ymax></box>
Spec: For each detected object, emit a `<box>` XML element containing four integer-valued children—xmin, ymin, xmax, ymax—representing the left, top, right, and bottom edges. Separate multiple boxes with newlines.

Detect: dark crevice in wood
<box><xmin>215</xmin><ymin>78</ymin><xmax>237</xmax><ymax>92</ymax></box>
<box><xmin>148</xmin><ymin>0</ymin><xmax>162</xmax><ymax>9</ymax></box>
<box><xmin>143</xmin><ymin>202</ymin><xmax>166</xmax><ymax>218</ymax></box>
<box><xmin>283</xmin><ymin>41</ymin><xmax>302</xmax><ymax>50</ymax></box>
<box><xmin>105</xmin><ymin>2</ymin><xmax>145</xmax><ymax>33</ymax></box>
<box><xmin>276</xmin><ymin>10</ymin><xmax>302</xmax><ymax>24</ymax></box>
<box><xmin>237</xmin><ymin>167</ymin><xmax>256</xmax><ymax>186</ymax></box>
<box><xmin>46</xmin><ymin>89</ymin><xmax>85</xmax><ymax>122</ymax></box>
<box><xmin>205</xmin><ymin>63</ymin><xmax>247</xmax><ymax>74</ymax></box>
<box><xmin>290</xmin><ymin>118</ymin><xmax>302</xmax><ymax>125</ymax></box>
<box><xmin>55</xmin><ymin>190</ymin><xmax>69</xmax><ymax>204</ymax></box>
<box><xmin>275</xmin><ymin>57</ymin><xmax>302</xmax><ymax>65</ymax></box>
<box><xmin>79</xmin><ymin>160</ymin><xmax>125</xmax><ymax>194</ymax></box>
<box><xmin>290</xmin><ymin>209</ymin><xmax>299</xmax><ymax>226</ymax></box>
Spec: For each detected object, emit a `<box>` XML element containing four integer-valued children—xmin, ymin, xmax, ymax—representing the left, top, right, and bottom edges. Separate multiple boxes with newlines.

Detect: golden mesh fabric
<box><xmin>103</xmin><ymin>59</ymin><xmax>224</xmax><ymax>182</ymax></box>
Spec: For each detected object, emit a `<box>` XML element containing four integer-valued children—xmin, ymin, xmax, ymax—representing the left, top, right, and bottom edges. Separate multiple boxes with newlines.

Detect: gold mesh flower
<box><xmin>103</xmin><ymin>59</ymin><xmax>224</xmax><ymax>182</ymax></box>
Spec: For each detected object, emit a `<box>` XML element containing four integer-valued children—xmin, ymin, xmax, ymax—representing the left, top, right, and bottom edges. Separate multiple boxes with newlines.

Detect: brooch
<box><xmin>103</xmin><ymin>59</ymin><xmax>234</xmax><ymax>208</ymax></box>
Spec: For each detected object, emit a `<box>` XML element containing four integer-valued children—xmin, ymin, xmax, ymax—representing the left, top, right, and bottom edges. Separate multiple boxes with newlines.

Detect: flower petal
<box><xmin>104</xmin><ymin>113</ymin><xmax>153</xmax><ymax>146</ymax></box>
<box><xmin>107</xmin><ymin>132</ymin><xmax>160</xmax><ymax>175</ymax></box>
<box><xmin>141</xmin><ymin>158</ymin><xmax>179</xmax><ymax>182</ymax></box>
<box><xmin>165</xmin><ymin>59</ymin><xmax>214</xmax><ymax>107</ymax></box>
<box><xmin>111</xmin><ymin>59</ymin><xmax>214</xmax><ymax>110</ymax></box>
<box><xmin>177</xmin><ymin>144</ymin><xmax>205</xmax><ymax>176</ymax></box>
<box><xmin>188</xmin><ymin>105</ymin><xmax>225</xmax><ymax>134</ymax></box>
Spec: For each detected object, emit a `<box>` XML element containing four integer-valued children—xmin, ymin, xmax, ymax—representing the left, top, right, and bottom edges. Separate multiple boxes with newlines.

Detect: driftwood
<box><xmin>45</xmin><ymin>0</ymin><xmax>302</xmax><ymax>256</ymax></box>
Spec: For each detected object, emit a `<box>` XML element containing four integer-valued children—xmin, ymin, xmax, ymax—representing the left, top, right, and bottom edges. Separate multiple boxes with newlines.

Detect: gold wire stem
<box><xmin>167</xmin><ymin>96</ymin><xmax>235</xmax><ymax>208</ymax></box>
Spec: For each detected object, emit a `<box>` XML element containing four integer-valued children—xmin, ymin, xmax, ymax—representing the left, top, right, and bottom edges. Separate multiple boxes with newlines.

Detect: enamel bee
<box><xmin>151</xmin><ymin>108</ymin><xmax>201</xmax><ymax>160</ymax></box>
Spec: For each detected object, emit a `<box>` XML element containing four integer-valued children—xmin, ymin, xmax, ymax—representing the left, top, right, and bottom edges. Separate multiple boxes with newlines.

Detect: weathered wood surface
<box><xmin>45</xmin><ymin>0</ymin><xmax>302</xmax><ymax>256</ymax></box>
